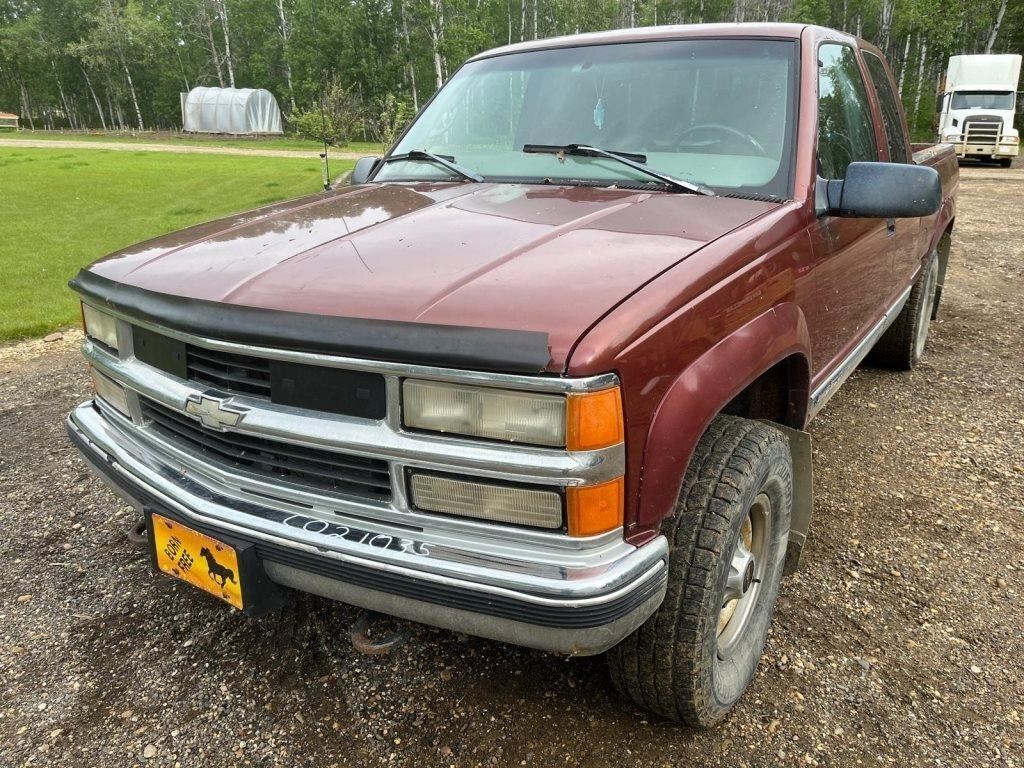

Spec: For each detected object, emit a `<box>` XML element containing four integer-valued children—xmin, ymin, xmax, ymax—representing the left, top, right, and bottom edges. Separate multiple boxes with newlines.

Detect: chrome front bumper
<box><xmin>952</xmin><ymin>138</ymin><xmax>1019</xmax><ymax>158</ymax></box>
<box><xmin>68</xmin><ymin>401</ymin><xmax>668</xmax><ymax>655</ymax></box>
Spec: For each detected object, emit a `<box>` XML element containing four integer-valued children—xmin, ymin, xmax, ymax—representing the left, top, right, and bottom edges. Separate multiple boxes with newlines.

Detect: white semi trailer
<box><xmin>938</xmin><ymin>54</ymin><xmax>1021</xmax><ymax>167</ymax></box>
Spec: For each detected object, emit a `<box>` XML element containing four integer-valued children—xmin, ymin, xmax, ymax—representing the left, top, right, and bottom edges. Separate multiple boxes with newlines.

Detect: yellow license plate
<box><xmin>151</xmin><ymin>513</ymin><xmax>243</xmax><ymax>610</ymax></box>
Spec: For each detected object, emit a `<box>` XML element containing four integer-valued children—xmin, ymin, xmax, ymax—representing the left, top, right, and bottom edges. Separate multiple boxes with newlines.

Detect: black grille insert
<box><xmin>187</xmin><ymin>346</ymin><xmax>272</xmax><ymax>397</ymax></box>
<box><xmin>132</xmin><ymin>326</ymin><xmax>387</xmax><ymax>419</ymax></box>
<box><xmin>141</xmin><ymin>398</ymin><xmax>392</xmax><ymax>502</ymax></box>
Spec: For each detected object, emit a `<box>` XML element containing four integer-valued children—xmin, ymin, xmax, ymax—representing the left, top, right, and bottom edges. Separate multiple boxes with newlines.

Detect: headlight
<box><xmin>409</xmin><ymin>473</ymin><xmax>563</xmax><ymax>529</ymax></box>
<box><xmin>403</xmin><ymin>380</ymin><xmax>567</xmax><ymax>446</ymax></box>
<box><xmin>81</xmin><ymin>303</ymin><xmax>119</xmax><ymax>352</ymax></box>
<box><xmin>402</xmin><ymin>380</ymin><xmax>624</xmax><ymax>450</ymax></box>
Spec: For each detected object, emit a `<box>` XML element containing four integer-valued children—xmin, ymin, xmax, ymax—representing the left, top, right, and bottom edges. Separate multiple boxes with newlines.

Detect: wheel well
<box><xmin>933</xmin><ymin>219</ymin><xmax>954</xmax><ymax>320</ymax></box>
<box><xmin>720</xmin><ymin>354</ymin><xmax>810</xmax><ymax>430</ymax></box>
<box><xmin>716</xmin><ymin>356</ymin><xmax>814</xmax><ymax>574</ymax></box>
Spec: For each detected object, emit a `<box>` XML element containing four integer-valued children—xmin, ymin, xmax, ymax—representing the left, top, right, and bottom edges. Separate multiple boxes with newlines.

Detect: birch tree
<box><xmin>427</xmin><ymin>0</ymin><xmax>446</xmax><ymax>90</ymax></box>
<box><xmin>212</xmin><ymin>0</ymin><xmax>235</xmax><ymax>88</ymax></box>
<box><xmin>984</xmin><ymin>0</ymin><xmax>1007</xmax><ymax>53</ymax></box>
<box><xmin>276</xmin><ymin>0</ymin><xmax>296</xmax><ymax>111</ymax></box>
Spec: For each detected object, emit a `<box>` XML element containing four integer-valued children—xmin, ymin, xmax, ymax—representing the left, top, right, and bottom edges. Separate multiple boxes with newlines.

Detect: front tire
<box><xmin>607</xmin><ymin>415</ymin><xmax>792</xmax><ymax>726</ymax></box>
<box><xmin>998</xmin><ymin>158</ymin><xmax>1013</xmax><ymax>168</ymax></box>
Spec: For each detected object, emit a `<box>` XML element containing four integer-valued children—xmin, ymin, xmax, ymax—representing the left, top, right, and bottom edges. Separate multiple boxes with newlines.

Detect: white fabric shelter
<box><xmin>182</xmin><ymin>87</ymin><xmax>283</xmax><ymax>134</ymax></box>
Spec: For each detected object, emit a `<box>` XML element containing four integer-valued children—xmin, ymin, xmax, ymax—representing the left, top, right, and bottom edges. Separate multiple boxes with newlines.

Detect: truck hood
<box><xmin>87</xmin><ymin>182</ymin><xmax>776</xmax><ymax>370</ymax></box>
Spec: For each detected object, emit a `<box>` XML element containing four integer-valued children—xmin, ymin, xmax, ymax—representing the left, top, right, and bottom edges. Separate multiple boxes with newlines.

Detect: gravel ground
<box><xmin>1</xmin><ymin>164</ymin><xmax>1022</xmax><ymax>768</ymax></box>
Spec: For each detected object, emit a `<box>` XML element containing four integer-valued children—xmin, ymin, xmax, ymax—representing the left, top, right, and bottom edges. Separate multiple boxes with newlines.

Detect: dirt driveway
<box><xmin>1</xmin><ymin>166</ymin><xmax>1021</xmax><ymax>767</ymax></box>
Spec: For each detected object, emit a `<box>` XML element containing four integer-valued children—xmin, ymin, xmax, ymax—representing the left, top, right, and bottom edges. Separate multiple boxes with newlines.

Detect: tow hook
<box><xmin>350</xmin><ymin>612</ymin><xmax>409</xmax><ymax>656</ymax></box>
<box><xmin>127</xmin><ymin>518</ymin><xmax>149</xmax><ymax>547</ymax></box>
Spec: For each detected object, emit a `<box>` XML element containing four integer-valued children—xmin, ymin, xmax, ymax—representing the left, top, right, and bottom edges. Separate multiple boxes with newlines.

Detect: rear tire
<box><xmin>868</xmin><ymin>251</ymin><xmax>939</xmax><ymax>370</ymax></box>
<box><xmin>607</xmin><ymin>415</ymin><xmax>792</xmax><ymax>726</ymax></box>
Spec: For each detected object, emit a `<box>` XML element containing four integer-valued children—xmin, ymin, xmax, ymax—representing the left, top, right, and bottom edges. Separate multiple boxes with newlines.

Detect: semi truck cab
<box><xmin>938</xmin><ymin>53</ymin><xmax>1022</xmax><ymax>166</ymax></box>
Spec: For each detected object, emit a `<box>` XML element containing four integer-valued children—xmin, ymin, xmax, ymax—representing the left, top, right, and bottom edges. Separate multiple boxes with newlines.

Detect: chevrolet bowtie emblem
<box><xmin>184</xmin><ymin>394</ymin><xmax>248</xmax><ymax>431</ymax></box>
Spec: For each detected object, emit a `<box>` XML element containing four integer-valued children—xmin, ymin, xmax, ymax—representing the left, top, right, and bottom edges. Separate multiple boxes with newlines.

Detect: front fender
<box><xmin>634</xmin><ymin>302</ymin><xmax>811</xmax><ymax>531</ymax></box>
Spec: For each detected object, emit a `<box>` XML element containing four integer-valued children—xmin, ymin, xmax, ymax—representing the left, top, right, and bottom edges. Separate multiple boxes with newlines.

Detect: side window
<box><xmin>817</xmin><ymin>44</ymin><xmax>877</xmax><ymax>179</ymax></box>
<box><xmin>863</xmin><ymin>52</ymin><xmax>910</xmax><ymax>163</ymax></box>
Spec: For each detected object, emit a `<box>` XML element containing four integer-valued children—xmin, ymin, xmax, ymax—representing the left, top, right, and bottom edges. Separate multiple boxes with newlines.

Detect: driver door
<box><xmin>808</xmin><ymin>43</ymin><xmax>893</xmax><ymax>382</ymax></box>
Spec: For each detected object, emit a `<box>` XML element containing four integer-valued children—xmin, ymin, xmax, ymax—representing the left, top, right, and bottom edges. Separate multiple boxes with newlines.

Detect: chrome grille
<box><xmin>140</xmin><ymin>398</ymin><xmax>392</xmax><ymax>502</ymax></box>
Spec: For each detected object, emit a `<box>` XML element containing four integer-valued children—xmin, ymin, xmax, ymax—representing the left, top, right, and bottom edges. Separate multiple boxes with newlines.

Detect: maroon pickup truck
<box><xmin>67</xmin><ymin>23</ymin><xmax>957</xmax><ymax>725</ymax></box>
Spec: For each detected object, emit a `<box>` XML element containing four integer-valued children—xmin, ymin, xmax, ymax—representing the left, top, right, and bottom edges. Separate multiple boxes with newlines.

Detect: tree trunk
<box><xmin>201</xmin><ymin>5</ymin><xmax>226</xmax><ymax>87</ymax></box>
<box><xmin>105</xmin><ymin>81</ymin><xmax>119</xmax><ymax>130</ymax></box>
<box><xmin>532</xmin><ymin>0</ymin><xmax>538</xmax><ymax>39</ymax></box>
<box><xmin>215</xmin><ymin>0</ymin><xmax>236</xmax><ymax>89</ymax></box>
<box><xmin>897</xmin><ymin>34</ymin><xmax>911</xmax><ymax>96</ymax></box>
<box><xmin>51</xmin><ymin>60</ymin><xmax>77</xmax><ymax>130</ymax></box>
<box><xmin>20</xmin><ymin>81</ymin><xmax>35</xmax><ymax>130</ymax></box>
<box><xmin>122</xmin><ymin>58</ymin><xmax>145</xmax><ymax>130</ymax></box>
<box><xmin>985</xmin><ymin>0</ymin><xmax>1007</xmax><ymax>54</ymax></box>
<box><xmin>911</xmin><ymin>39</ymin><xmax>928</xmax><ymax>135</ymax></box>
<box><xmin>81</xmin><ymin>66</ymin><xmax>108</xmax><ymax>130</ymax></box>
<box><xmin>428</xmin><ymin>0</ymin><xmax>445</xmax><ymax>90</ymax></box>
<box><xmin>507</xmin><ymin>0</ymin><xmax>512</xmax><ymax>45</ymax></box>
<box><xmin>276</xmin><ymin>0</ymin><xmax>297</xmax><ymax>111</ymax></box>
<box><xmin>400</xmin><ymin>1</ymin><xmax>419</xmax><ymax>111</ymax></box>
<box><xmin>879</xmin><ymin>0</ymin><xmax>895</xmax><ymax>52</ymax></box>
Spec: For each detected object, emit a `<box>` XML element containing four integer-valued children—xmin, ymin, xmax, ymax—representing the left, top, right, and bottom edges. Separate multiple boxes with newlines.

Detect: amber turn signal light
<box><xmin>566</xmin><ymin>387</ymin><xmax>624</xmax><ymax>451</ymax></box>
<box><xmin>567</xmin><ymin>477</ymin><xmax>624</xmax><ymax>537</ymax></box>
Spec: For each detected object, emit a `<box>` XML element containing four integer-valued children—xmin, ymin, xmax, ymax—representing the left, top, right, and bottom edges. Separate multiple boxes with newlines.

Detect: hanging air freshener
<box><xmin>593</xmin><ymin>97</ymin><xmax>605</xmax><ymax>130</ymax></box>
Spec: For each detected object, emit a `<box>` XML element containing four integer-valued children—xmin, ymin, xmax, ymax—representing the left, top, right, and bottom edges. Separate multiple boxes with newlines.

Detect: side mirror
<box><xmin>821</xmin><ymin>162</ymin><xmax>941</xmax><ymax>219</ymax></box>
<box><xmin>350</xmin><ymin>156</ymin><xmax>380</xmax><ymax>185</ymax></box>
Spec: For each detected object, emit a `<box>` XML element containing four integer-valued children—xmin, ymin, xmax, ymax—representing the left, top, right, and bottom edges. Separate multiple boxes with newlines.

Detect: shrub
<box><xmin>290</xmin><ymin>78</ymin><xmax>363</xmax><ymax>146</ymax></box>
<box><xmin>363</xmin><ymin>93</ymin><xmax>413</xmax><ymax>149</ymax></box>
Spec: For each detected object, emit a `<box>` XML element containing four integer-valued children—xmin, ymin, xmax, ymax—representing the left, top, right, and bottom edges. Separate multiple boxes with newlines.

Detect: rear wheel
<box><xmin>868</xmin><ymin>251</ymin><xmax>939</xmax><ymax>370</ymax></box>
<box><xmin>607</xmin><ymin>415</ymin><xmax>792</xmax><ymax>726</ymax></box>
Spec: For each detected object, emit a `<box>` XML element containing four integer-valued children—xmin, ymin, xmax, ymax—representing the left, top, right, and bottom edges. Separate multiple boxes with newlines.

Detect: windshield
<box><xmin>951</xmin><ymin>90</ymin><xmax>1015</xmax><ymax>110</ymax></box>
<box><xmin>375</xmin><ymin>39</ymin><xmax>798</xmax><ymax>198</ymax></box>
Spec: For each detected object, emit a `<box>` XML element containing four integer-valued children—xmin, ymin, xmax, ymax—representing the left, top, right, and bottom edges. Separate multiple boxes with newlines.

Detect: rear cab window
<box><xmin>863</xmin><ymin>52</ymin><xmax>910</xmax><ymax>163</ymax></box>
<box><xmin>816</xmin><ymin>43</ymin><xmax>877</xmax><ymax>179</ymax></box>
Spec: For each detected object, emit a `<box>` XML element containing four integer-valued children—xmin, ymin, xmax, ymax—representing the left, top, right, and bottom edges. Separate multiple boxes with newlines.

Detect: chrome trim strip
<box><xmin>69</xmin><ymin>402</ymin><xmax>668</xmax><ymax>602</ymax></box>
<box><xmin>808</xmin><ymin>283</ymin><xmax>913</xmax><ymax>417</ymax></box>
<box><xmin>84</xmin><ymin>341</ymin><xmax>624</xmax><ymax>487</ymax></box>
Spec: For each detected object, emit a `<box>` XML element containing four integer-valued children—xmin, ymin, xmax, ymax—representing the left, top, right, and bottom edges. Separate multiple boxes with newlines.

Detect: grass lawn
<box><xmin>1</xmin><ymin>130</ymin><xmax>385</xmax><ymax>155</ymax></box>
<box><xmin>0</xmin><ymin>147</ymin><xmax>353</xmax><ymax>340</ymax></box>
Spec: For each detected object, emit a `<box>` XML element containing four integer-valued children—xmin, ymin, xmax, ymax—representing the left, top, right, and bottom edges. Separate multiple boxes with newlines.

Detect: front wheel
<box><xmin>607</xmin><ymin>415</ymin><xmax>792</xmax><ymax>726</ymax></box>
<box><xmin>998</xmin><ymin>157</ymin><xmax>1013</xmax><ymax>168</ymax></box>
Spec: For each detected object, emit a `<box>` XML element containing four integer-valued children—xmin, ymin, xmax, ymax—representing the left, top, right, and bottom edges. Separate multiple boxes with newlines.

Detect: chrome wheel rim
<box><xmin>914</xmin><ymin>259</ymin><xmax>939</xmax><ymax>361</ymax></box>
<box><xmin>717</xmin><ymin>493</ymin><xmax>770</xmax><ymax>657</ymax></box>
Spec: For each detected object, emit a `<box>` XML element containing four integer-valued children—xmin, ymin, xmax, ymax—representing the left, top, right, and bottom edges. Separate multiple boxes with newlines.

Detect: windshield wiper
<box><xmin>522</xmin><ymin>143</ymin><xmax>713</xmax><ymax>196</ymax></box>
<box><xmin>381</xmin><ymin>149</ymin><xmax>483</xmax><ymax>182</ymax></box>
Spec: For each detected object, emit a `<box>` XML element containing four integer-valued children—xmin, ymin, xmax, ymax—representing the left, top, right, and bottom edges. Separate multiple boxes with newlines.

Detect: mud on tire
<box><xmin>607</xmin><ymin>415</ymin><xmax>792</xmax><ymax>726</ymax></box>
